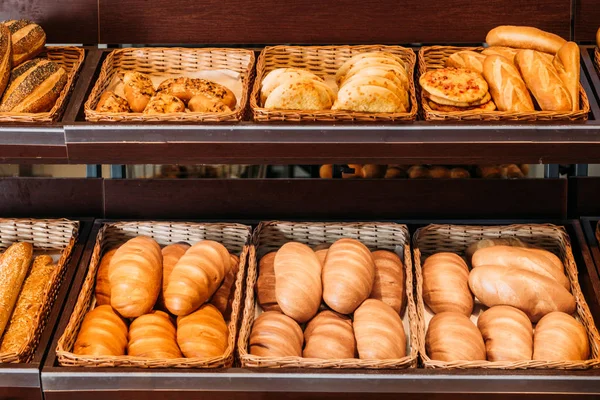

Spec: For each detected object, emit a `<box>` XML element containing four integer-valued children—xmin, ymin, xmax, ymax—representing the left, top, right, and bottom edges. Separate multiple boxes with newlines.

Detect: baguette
<box><xmin>445</xmin><ymin>51</ymin><xmax>485</xmax><ymax>74</ymax></box>
<box><xmin>483</xmin><ymin>55</ymin><xmax>534</xmax><ymax>112</ymax></box>
<box><xmin>481</xmin><ymin>47</ymin><xmax>518</xmax><ymax>65</ymax></box>
<box><xmin>553</xmin><ymin>42</ymin><xmax>580</xmax><ymax>111</ymax></box>
<box><xmin>0</xmin><ymin>24</ymin><xmax>11</xmax><ymax>98</ymax></box>
<box><xmin>516</xmin><ymin>50</ymin><xmax>572</xmax><ymax>111</ymax></box>
<box><xmin>0</xmin><ymin>255</ymin><xmax>54</xmax><ymax>354</ymax></box>
<box><xmin>486</xmin><ymin>26</ymin><xmax>566</xmax><ymax>54</ymax></box>
<box><xmin>0</xmin><ymin>243</ymin><xmax>33</xmax><ymax>337</ymax></box>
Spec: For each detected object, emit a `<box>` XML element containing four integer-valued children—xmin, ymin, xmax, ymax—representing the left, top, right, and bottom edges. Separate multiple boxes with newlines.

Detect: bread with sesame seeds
<box><xmin>157</xmin><ymin>77</ymin><xmax>237</xmax><ymax>109</ymax></box>
<box><xmin>122</xmin><ymin>71</ymin><xmax>155</xmax><ymax>113</ymax></box>
<box><xmin>0</xmin><ymin>24</ymin><xmax>11</xmax><ymax>98</ymax></box>
<box><xmin>3</xmin><ymin>20</ymin><xmax>46</xmax><ymax>67</ymax></box>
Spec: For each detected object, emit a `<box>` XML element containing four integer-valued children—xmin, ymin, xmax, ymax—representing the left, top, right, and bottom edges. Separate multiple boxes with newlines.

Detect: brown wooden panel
<box><xmin>0</xmin><ymin>178</ymin><xmax>104</xmax><ymax>218</ymax></box>
<box><xmin>574</xmin><ymin>0</ymin><xmax>600</xmax><ymax>42</ymax></box>
<box><xmin>0</xmin><ymin>0</ymin><xmax>98</xmax><ymax>44</ymax></box>
<box><xmin>98</xmin><ymin>0</ymin><xmax>571</xmax><ymax>44</ymax></box>
<box><xmin>103</xmin><ymin>178</ymin><xmax>567</xmax><ymax>220</ymax></box>
<box><xmin>569</xmin><ymin>177</ymin><xmax>600</xmax><ymax>217</ymax></box>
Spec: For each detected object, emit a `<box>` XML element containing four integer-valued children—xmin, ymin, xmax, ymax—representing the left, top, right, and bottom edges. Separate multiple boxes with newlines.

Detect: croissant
<box><xmin>303</xmin><ymin>310</ymin><xmax>355</xmax><ymax>359</ymax></box>
<box><xmin>354</xmin><ymin>299</ymin><xmax>406</xmax><ymax>359</ymax></box>
<box><xmin>370</xmin><ymin>250</ymin><xmax>404</xmax><ymax>314</ymax></box>
<box><xmin>249</xmin><ymin>311</ymin><xmax>303</xmax><ymax>357</ymax></box>
<box><xmin>128</xmin><ymin>311</ymin><xmax>182</xmax><ymax>358</ymax></box>
<box><xmin>177</xmin><ymin>304</ymin><xmax>229</xmax><ymax>358</ymax></box>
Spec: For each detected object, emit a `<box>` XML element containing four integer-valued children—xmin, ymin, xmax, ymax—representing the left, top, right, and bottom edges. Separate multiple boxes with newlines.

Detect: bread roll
<box><xmin>486</xmin><ymin>26</ymin><xmax>566</xmax><ymax>54</ymax></box>
<box><xmin>303</xmin><ymin>310</ymin><xmax>355</xmax><ymax>359</ymax></box>
<box><xmin>128</xmin><ymin>311</ymin><xmax>182</xmax><ymax>358</ymax></box>
<box><xmin>425</xmin><ymin>91</ymin><xmax>491</xmax><ymax>107</ymax></box>
<box><xmin>123</xmin><ymin>71</ymin><xmax>154</xmax><ymax>112</ymax></box>
<box><xmin>482</xmin><ymin>46</ymin><xmax>519</xmax><ymax>65</ymax></box>
<box><xmin>143</xmin><ymin>93</ymin><xmax>185</xmax><ymax>114</ymax></box>
<box><xmin>471</xmin><ymin>246</ymin><xmax>569</xmax><ymax>289</ymax></box>
<box><xmin>504</xmin><ymin>163</ymin><xmax>525</xmax><ymax>178</ymax></box>
<box><xmin>0</xmin><ymin>242</ymin><xmax>33</xmax><ymax>337</ymax></box>
<box><xmin>468</xmin><ymin>265</ymin><xmax>576</xmax><ymax>322</ymax></box>
<box><xmin>274</xmin><ymin>242</ymin><xmax>322</xmax><ymax>322</ymax></box>
<box><xmin>446</xmin><ymin>51</ymin><xmax>485</xmax><ymax>74</ymax></box>
<box><xmin>95</xmin><ymin>249</ymin><xmax>118</xmax><ymax>306</ymax></box>
<box><xmin>450</xmin><ymin>167</ymin><xmax>470</xmax><ymax>178</ymax></box>
<box><xmin>533</xmin><ymin>312</ymin><xmax>589</xmax><ymax>361</ymax></box>
<box><xmin>73</xmin><ymin>305</ymin><xmax>128</xmax><ymax>356</ymax></box>
<box><xmin>385</xmin><ymin>166</ymin><xmax>407</xmax><ymax>179</ymax></box>
<box><xmin>0</xmin><ymin>255</ymin><xmax>54</xmax><ymax>354</ymax></box>
<box><xmin>332</xmin><ymin>83</ymin><xmax>406</xmax><ymax>113</ymax></box>
<box><xmin>0</xmin><ymin>24</ymin><xmax>11</xmax><ymax>98</ymax></box>
<box><xmin>109</xmin><ymin>237</ymin><xmax>162</xmax><ymax>318</ymax></box>
<box><xmin>188</xmin><ymin>93</ymin><xmax>231</xmax><ymax>113</ymax></box>
<box><xmin>314</xmin><ymin>248</ymin><xmax>328</xmax><ymax>266</ymax></box>
<box><xmin>336</xmin><ymin>51</ymin><xmax>405</xmax><ymax>85</ymax></box>
<box><xmin>95</xmin><ymin>91</ymin><xmax>130</xmax><ymax>113</ymax></box>
<box><xmin>158</xmin><ymin>77</ymin><xmax>236</xmax><ymax>108</ymax></box>
<box><xmin>249</xmin><ymin>311</ymin><xmax>303</xmax><ymax>357</ymax></box>
<box><xmin>4</xmin><ymin>20</ymin><xmax>45</xmax><ymax>67</ymax></box>
<box><xmin>155</xmin><ymin>243</ymin><xmax>189</xmax><ymax>311</ymax></box>
<box><xmin>428</xmin><ymin>166</ymin><xmax>450</xmax><ymax>179</ymax></box>
<box><xmin>420</xmin><ymin>67</ymin><xmax>488</xmax><ymax>104</ymax></box>
<box><xmin>483</xmin><ymin>55</ymin><xmax>534</xmax><ymax>112</ymax></box>
<box><xmin>465</xmin><ymin>237</ymin><xmax>527</xmax><ymax>263</ymax></box>
<box><xmin>477</xmin><ymin>306</ymin><xmax>533</xmax><ymax>361</ymax></box>
<box><xmin>354</xmin><ymin>299</ymin><xmax>406</xmax><ymax>359</ymax></box>
<box><xmin>256</xmin><ymin>252</ymin><xmax>279</xmax><ymax>311</ymax></box>
<box><xmin>360</xmin><ymin>164</ymin><xmax>387</xmax><ymax>179</ymax></box>
<box><xmin>408</xmin><ymin>165</ymin><xmax>429</xmax><ymax>179</ymax></box>
<box><xmin>322</xmin><ymin>238</ymin><xmax>375</xmax><ymax>314</ymax></box>
<box><xmin>553</xmin><ymin>42</ymin><xmax>580</xmax><ymax>111</ymax></box>
<box><xmin>265</xmin><ymin>78</ymin><xmax>333</xmax><ymax>110</ymax></box>
<box><xmin>211</xmin><ymin>253</ymin><xmax>240</xmax><ymax>319</ymax></box>
<box><xmin>426</xmin><ymin>311</ymin><xmax>486</xmax><ymax>361</ymax></box>
<box><xmin>165</xmin><ymin>240</ymin><xmax>231</xmax><ymax>316</ymax></box>
<box><xmin>422</xmin><ymin>252</ymin><xmax>473</xmax><ymax>316</ymax></box>
<box><xmin>260</xmin><ymin>68</ymin><xmax>323</xmax><ymax>104</ymax></box>
<box><xmin>0</xmin><ymin>59</ymin><xmax>67</xmax><ymax>113</ymax></box>
<box><xmin>177</xmin><ymin>304</ymin><xmax>228</xmax><ymax>358</ymax></box>
<box><xmin>515</xmin><ymin>50</ymin><xmax>572</xmax><ymax>111</ymax></box>
<box><xmin>428</xmin><ymin>99</ymin><xmax>496</xmax><ymax>112</ymax></box>
<box><xmin>370</xmin><ymin>250</ymin><xmax>404</xmax><ymax>313</ymax></box>
<box><xmin>343</xmin><ymin>164</ymin><xmax>364</xmax><ymax>179</ymax></box>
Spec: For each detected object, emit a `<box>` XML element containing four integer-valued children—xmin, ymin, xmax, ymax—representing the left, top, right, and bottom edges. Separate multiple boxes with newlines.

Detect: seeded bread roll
<box><xmin>4</xmin><ymin>20</ymin><xmax>46</xmax><ymax>67</ymax></box>
<box><xmin>143</xmin><ymin>93</ymin><xmax>185</xmax><ymax>114</ymax></box>
<box><xmin>0</xmin><ymin>24</ymin><xmax>11</xmax><ymax>98</ymax></box>
<box><xmin>157</xmin><ymin>77</ymin><xmax>237</xmax><ymax>109</ymax></box>
<box><xmin>95</xmin><ymin>91</ymin><xmax>130</xmax><ymax>113</ymax></box>
<box><xmin>123</xmin><ymin>71</ymin><xmax>155</xmax><ymax>112</ymax></box>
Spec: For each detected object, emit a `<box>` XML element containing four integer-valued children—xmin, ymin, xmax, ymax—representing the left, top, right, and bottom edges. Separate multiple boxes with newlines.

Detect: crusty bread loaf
<box><xmin>481</xmin><ymin>47</ymin><xmax>519</xmax><ymax>65</ymax></box>
<box><xmin>553</xmin><ymin>42</ymin><xmax>580</xmax><ymax>111</ymax></box>
<box><xmin>486</xmin><ymin>26</ymin><xmax>566</xmax><ymax>54</ymax></box>
<box><xmin>0</xmin><ymin>24</ymin><xmax>11</xmax><ymax>98</ymax></box>
<box><xmin>420</xmin><ymin>67</ymin><xmax>488</xmax><ymax>104</ymax></box>
<box><xmin>426</xmin><ymin>311</ymin><xmax>486</xmax><ymax>361</ymax></box>
<box><xmin>483</xmin><ymin>55</ymin><xmax>534</xmax><ymax>112</ymax></box>
<box><xmin>515</xmin><ymin>50</ymin><xmax>572</xmax><ymax>111</ymax></box>
<box><xmin>4</xmin><ymin>20</ymin><xmax>46</xmax><ymax>67</ymax></box>
<box><xmin>445</xmin><ymin>51</ymin><xmax>485</xmax><ymax>74</ymax></box>
<box><xmin>96</xmin><ymin>91</ymin><xmax>130</xmax><ymax>113</ymax></box>
<box><xmin>533</xmin><ymin>312</ymin><xmax>589</xmax><ymax>361</ymax></box>
<box><xmin>0</xmin><ymin>243</ymin><xmax>33</xmax><ymax>337</ymax></box>
<box><xmin>477</xmin><ymin>306</ymin><xmax>533</xmax><ymax>361</ymax></box>
<box><xmin>468</xmin><ymin>265</ymin><xmax>576</xmax><ymax>322</ymax></box>
<box><xmin>422</xmin><ymin>252</ymin><xmax>473</xmax><ymax>316</ymax></box>
<box><xmin>0</xmin><ymin>59</ymin><xmax>67</xmax><ymax>113</ymax></box>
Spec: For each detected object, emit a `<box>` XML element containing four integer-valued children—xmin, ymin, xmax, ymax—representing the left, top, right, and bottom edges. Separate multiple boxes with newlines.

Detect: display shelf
<box><xmin>0</xmin><ymin>219</ymin><xmax>93</xmax><ymax>400</ymax></box>
<box><xmin>42</xmin><ymin>219</ymin><xmax>600</xmax><ymax>399</ymax></box>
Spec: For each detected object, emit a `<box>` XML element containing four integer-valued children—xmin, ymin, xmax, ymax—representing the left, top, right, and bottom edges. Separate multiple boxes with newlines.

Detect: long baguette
<box><xmin>0</xmin><ymin>255</ymin><xmax>54</xmax><ymax>354</ymax></box>
<box><xmin>553</xmin><ymin>42</ymin><xmax>580</xmax><ymax>111</ymax></box>
<box><xmin>486</xmin><ymin>26</ymin><xmax>566</xmax><ymax>54</ymax></box>
<box><xmin>0</xmin><ymin>242</ymin><xmax>33</xmax><ymax>337</ymax></box>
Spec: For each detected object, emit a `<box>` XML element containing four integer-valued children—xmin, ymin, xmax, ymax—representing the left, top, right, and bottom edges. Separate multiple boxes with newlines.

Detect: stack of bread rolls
<box><xmin>96</xmin><ymin>73</ymin><xmax>237</xmax><ymax>114</ymax></box>
<box><xmin>0</xmin><ymin>20</ymin><xmax>68</xmax><ymax>114</ymax></box>
<box><xmin>420</xmin><ymin>25</ymin><xmax>580</xmax><ymax>113</ymax></box>
<box><xmin>423</xmin><ymin>238</ymin><xmax>590</xmax><ymax>363</ymax></box>
<box><xmin>251</xmin><ymin>238</ymin><xmax>407</xmax><ymax>360</ymax></box>
<box><xmin>319</xmin><ymin>164</ymin><xmax>529</xmax><ymax>179</ymax></box>
<box><xmin>73</xmin><ymin>236</ymin><xmax>240</xmax><ymax>359</ymax></box>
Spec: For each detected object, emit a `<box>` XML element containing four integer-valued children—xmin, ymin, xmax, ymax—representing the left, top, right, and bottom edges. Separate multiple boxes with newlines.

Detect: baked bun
<box><xmin>0</xmin><ymin>24</ymin><xmax>11</xmax><ymax>97</ymax></box>
<box><xmin>143</xmin><ymin>93</ymin><xmax>185</xmax><ymax>114</ymax></box>
<box><xmin>486</xmin><ymin>25</ymin><xmax>566</xmax><ymax>54</ymax></box>
<box><xmin>426</xmin><ymin>91</ymin><xmax>492</xmax><ymax>107</ymax></box>
<box><xmin>465</xmin><ymin>237</ymin><xmax>528</xmax><ymax>264</ymax></box>
<box><xmin>249</xmin><ymin>311</ymin><xmax>303</xmax><ymax>357</ymax></box>
<box><xmin>260</xmin><ymin>68</ymin><xmax>323</xmax><ymax>104</ymax></box>
<box><xmin>123</xmin><ymin>71</ymin><xmax>155</xmax><ymax>112</ymax></box>
<box><xmin>265</xmin><ymin>78</ymin><xmax>333</xmax><ymax>111</ymax></box>
<box><xmin>4</xmin><ymin>20</ymin><xmax>46</xmax><ymax>67</ymax></box>
<box><xmin>420</xmin><ymin>67</ymin><xmax>488</xmax><ymax>105</ymax></box>
<box><xmin>333</xmin><ymin>84</ymin><xmax>406</xmax><ymax>113</ymax></box>
<box><xmin>370</xmin><ymin>250</ymin><xmax>404</xmax><ymax>314</ymax></box>
<box><xmin>303</xmin><ymin>310</ymin><xmax>355</xmax><ymax>359</ymax></box>
<box><xmin>553</xmin><ymin>42</ymin><xmax>580</xmax><ymax>111</ymax></box>
<box><xmin>342</xmin><ymin>74</ymin><xmax>408</xmax><ymax>108</ymax></box>
<box><xmin>481</xmin><ymin>46</ymin><xmax>519</xmax><ymax>65</ymax></box>
<box><xmin>483</xmin><ymin>55</ymin><xmax>534</xmax><ymax>112</ymax></box>
<box><xmin>0</xmin><ymin>59</ymin><xmax>67</xmax><ymax>113</ymax></box>
<box><xmin>158</xmin><ymin>77</ymin><xmax>236</xmax><ymax>109</ymax></box>
<box><xmin>343</xmin><ymin>60</ymin><xmax>408</xmax><ymax>89</ymax></box>
<box><xmin>188</xmin><ymin>93</ymin><xmax>231</xmax><ymax>113</ymax></box>
<box><xmin>344</xmin><ymin>65</ymin><xmax>408</xmax><ymax>92</ymax></box>
<box><xmin>597</xmin><ymin>28</ymin><xmax>600</xmax><ymax>49</ymax></box>
<box><xmin>477</xmin><ymin>306</ymin><xmax>533</xmax><ymax>361</ymax></box>
<box><xmin>354</xmin><ymin>299</ymin><xmax>406</xmax><ymax>359</ymax></box>
<box><xmin>177</xmin><ymin>304</ymin><xmax>229</xmax><ymax>358</ymax></box>
<box><xmin>256</xmin><ymin>252</ymin><xmax>280</xmax><ymax>312</ymax></box>
<box><xmin>446</xmin><ymin>51</ymin><xmax>486</xmax><ymax>74</ymax></box>
<box><xmin>128</xmin><ymin>311</ymin><xmax>182</xmax><ymax>359</ymax></box>
<box><xmin>428</xmin><ymin>100</ymin><xmax>496</xmax><ymax>112</ymax></box>
<box><xmin>336</xmin><ymin>52</ymin><xmax>405</xmax><ymax>85</ymax></box>
<box><xmin>73</xmin><ymin>305</ymin><xmax>128</xmax><ymax>356</ymax></box>
<box><xmin>533</xmin><ymin>312</ymin><xmax>589</xmax><ymax>361</ymax></box>
<box><xmin>426</xmin><ymin>311</ymin><xmax>486</xmax><ymax>361</ymax></box>
<box><xmin>95</xmin><ymin>91</ymin><xmax>130</xmax><ymax>113</ymax></box>
<box><xmin>422</xmin><ymin>252</ymin><xmax>473</xmax><ymax>316</ymax></box>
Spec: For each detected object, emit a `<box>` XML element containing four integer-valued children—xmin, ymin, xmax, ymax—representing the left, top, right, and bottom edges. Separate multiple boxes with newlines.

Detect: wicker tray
<box><xmin>56</xmin><ymin>221</ymin><xmax>251</xmax><ymax>368</ymax></box>
<box><xmin>251</xmin><ymin>45</ymin><xmax>418</xmax><ymax>122</ymax></box>
<box><xmin>413</xmin><ymin>223</ymin><xmax>600</xmax><ymax>369</ymax></box>
<box><xmin>0</xmin><ymin>218</ymin><xmax>79</xmax><ymax>363</ymax></box>
<box><xmin>0</xmin><ymin>46</ymin><xmax>84</xmax><ymax>123</ymax></box>
<box><xmin>419</xmin><ymin>46</ymin><xmax>590</xmax><ymax>122</ymax></box>
<box><xmin>84</xmin><ymin>47</ymin><xmax>255</xmax><ymax>122</ymax></box>
<box><xmin>238</xmin><ymin>221</ymin><xmax>419</xmax><ymax>369</ymax></box>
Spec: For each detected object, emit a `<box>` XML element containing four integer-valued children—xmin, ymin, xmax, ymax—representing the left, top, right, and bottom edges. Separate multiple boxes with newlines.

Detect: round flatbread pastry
<box><xmin>342</xmin><ymin>65</ymin><xmax>409</xmax><ymax>91</ymax></box>
<box><xmin>425</xmin><ymin>91</ymin><xmax>492</xmax><ymax>107</ymax></box>
<box><xmin>342</xmin><ymin>75</ymin><xmax>406</xmax><ymax>104</ymax></box>
<box><xmin>428</xmin><ymin>100</ymin><xmax>496</xmax><ymax>112</ymax></box>
<box><xmin>264</xmin><ymin>77</ymin><xmax>333</xmax><ymax>110</ymax></box>
<box><xmin>336</xmin><ymin>51</ymin><xmax>405</xmax><ymax>84</ymax></box>
<box><xmin>332</xmin><ymin>83</ymin><xmax>406</xmax><ymax>113</ymax></box>
<box><xmin>419</xmin><ymin>67</ymin><xmax>488</xmax><ymax>104</ymax></box>
<box><xmin>261</xmin><ymin>68</ymin><xmax>323</xmax><ymax>105</ymax></box>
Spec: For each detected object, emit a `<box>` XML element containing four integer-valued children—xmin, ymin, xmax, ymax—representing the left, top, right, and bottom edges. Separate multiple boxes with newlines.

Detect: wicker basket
<box><xmin>84</xmin><ymin>47</ymin><xmax>255</xmax><ymax>122</ymax></box>
<box><xmin>251</xmin><ymin>45</ymin><xmax>418</xmax><ymax>122</ymax></box>
<box><xmin>0</xmin><ymin>218</ymin><xmax>79</xmax><ymax>363</ymax></box>
<box><xmin>595</xmin><ymin>48</ymin><xmax>600</xmax><ymax>83</ymax></box>
<box><xmin>0</xmin><ymin>47</ymin><xmax>84</xmax><ymax>123</ymax></box>
<box><xmin>238</xmin><ymin>221</ymin><xmax>419</xmax><ymax>369</ymax></box>
<box><xmin>419</xmin><ymin>46</ymin><xmax>590</xmax><ymax>121</ymax></box>
<box><xmin>413</xmin><ymin>223</ymin><xmax>600</xmax><ymax>369</ymax></box>
<box><xmin>56</xmin><ymin>221</ymin><xmax>251</xmax><ymax>368</ymax></box>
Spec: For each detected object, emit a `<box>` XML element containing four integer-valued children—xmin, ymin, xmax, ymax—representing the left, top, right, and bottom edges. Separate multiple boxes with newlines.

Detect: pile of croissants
<box><xmin>423</xmin><ymin>238</ymin><xmax>590</xmax><ymax>362</ymax></box>
<box><xmin>250</xmin><ymin>238</ymin><xmax>408</xmax><ymax>360</ymax></box>
<box><xmin>73</xmin><ymin>236</ymin><xmax>239</xmax><ymax>359</ymax></box>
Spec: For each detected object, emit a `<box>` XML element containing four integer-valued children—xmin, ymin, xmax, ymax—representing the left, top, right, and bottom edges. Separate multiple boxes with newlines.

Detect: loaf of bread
<box><xmin>249</xmin><ymin>311</ymin><xmax>303</xmax><ymax>357</ymax></box>
<box><xmin>0</xmin><ymin>242</ymin><xmax>33</xmax><ymax>337</ymax></box>
<box><xmin>486</xmin><ymin>26</ymin><xmax>566</xmax><ymax>54</ymax></box>
<box><xmin>0</xmin><ymin>255</ymin><xmax>54</xmax><ymax>354</ymax></box>
<box><xmin>4</xmin><ymin>20</ymin><xmax>46</xmax><ymax>67</ymax></box>
<box><xmin>265</xmin><ymin>78</ymin><xmax>334</xmax><ymax>111</ymax></box>
<box><xmin>465</xmin><ymin>237</ymin><xmax>528</xmax><ymax>263</ymax></box>
<box><xmin>483</xmin><ymin>55</ymin><xmax>534</xmax><ymax>112</ymax></box>
<box><xmin>426</xmin><ymin>311</ymin><xmax>486</xmax><ymax>361</ymax></box>
<box><xmin>211</xmin><ymin>253</ymin><xmax>240</xmax><ymax>320</ymax></box>
<box><xmin>533</xmin><ymin>312</ymin><xmax>589</xmax><ymax>361</ymax></box>
<box><xmin>468</xmin><ymin>265</ymin><xmax>576</xmax><ymax>322</ymax></box>
<box><xmin>255</xmin><ymin>252</ymin><xmax>280</xmax><ymax>312</ymax></box>
<box><xmin>354</xmin><ymin>299</ymin><xmax>406</xmax><ymax>359</ymax></box>
<box><xmin>477</xmin><ymin>306</ymin><xmax>533</xmax><ymax>361</ymax></box>
<box><xmin>95</xmin><ymin>91</ymin><xmax>130</xmax><ymax>113</ymax></box>
<box><xmin>177</xmin><ymin>304</ymin><xmax>228</xmax><ymax>358</ymax></box>
<box><xmin>370</xmin><ymin>250</ymin><xmax>404</xmax><ymax>314</ymax></box>
<box><xmin>471</xmin><ymin>246</ymin><xmax>569</xmax><ymax>289</ymax></box>
<box><xmin>73</xmin><ymin>305</ymin><xmax>128</xmax><ymax>356</ymax></box>
<box><xmin>303</xmin><ymin>310</ymin><xmax>355</xmax><ymax>359</ymax></box>
<box><xmin>597</xmin><ymin>28</ymin><xmax>600</xmax><ymax>48</ymax></box>
<box><xmin>155</xmin><ymin>243</ymin><xmax>189</xmax><ymax>310</ymax></box>
<box><xmin>336</xmin><ymin>52</ymin><xmax>405</xmax><ymax>85</ymax></box>
<box><xmin>261</xmin><ymin>68</ymin><xmax>324</xmax><ymax>105</ymax></box>
<box><xmin>0</xmin><ymin>59</ymin><xmax>67</xmax><ymax>113</ymax></box>
<box><xmin>274</xmin><ymin>242</ymin><xmax>322</xmax><ymax>323</ymax></box>
<box><xmin>481</xmin><ymin>46</ymin><xmax>519</xmax><ymax>65</ymax></box>
<box><xmin>95</xmin><ymin>249</ymin><xmax>117</xmax><ymax>306</ymax></box>
<box><xmin>143</xmin><ymin>93</ymin><xmax>185</xmax><ymax>114</ymax></box>
<box><xmin>0</xmin><ymin>24</ymin><xmax>11</xmax><ymax>98</ymax></box>
<box><xmin>128</xmin><ymin>311</ymin><xmax>182</xmax><ymax>358</ymax></box>
<box><xmin>188</xmin><ymin>93</ymin><xmax>231</xmax><ymax>113</ymax></box>
<box><xmin>422</xmin><ymin>252</ymin><xmax>473</xmax><ymax>316</ymax></box>
<box><xmin>446</xmin><ymin>51</ymin><xmax>485</xmax><ymax>74</ymax></box>
<box><xmin>158</xmin><ymin>77</ymin><xmax>236</xmax><ymax>110</ymax></box>
<box><xmin>553</xmin><ymin>42</ymin><xmax>580</xmax><ymax>111</ymax></box>
<box><xmin>515</xmin><ymin>50</ymin><xmax>572</xmax><ymax>111</ymax></box>
<box><xmin>323</xmin><ymin>238</ymin><xmax>375</xmax><ymax>314</ymax></box>
<box><xmin>123</xmin><ymin>71</ymin><xmax>155</xmax><ymax>112</ymax></box>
